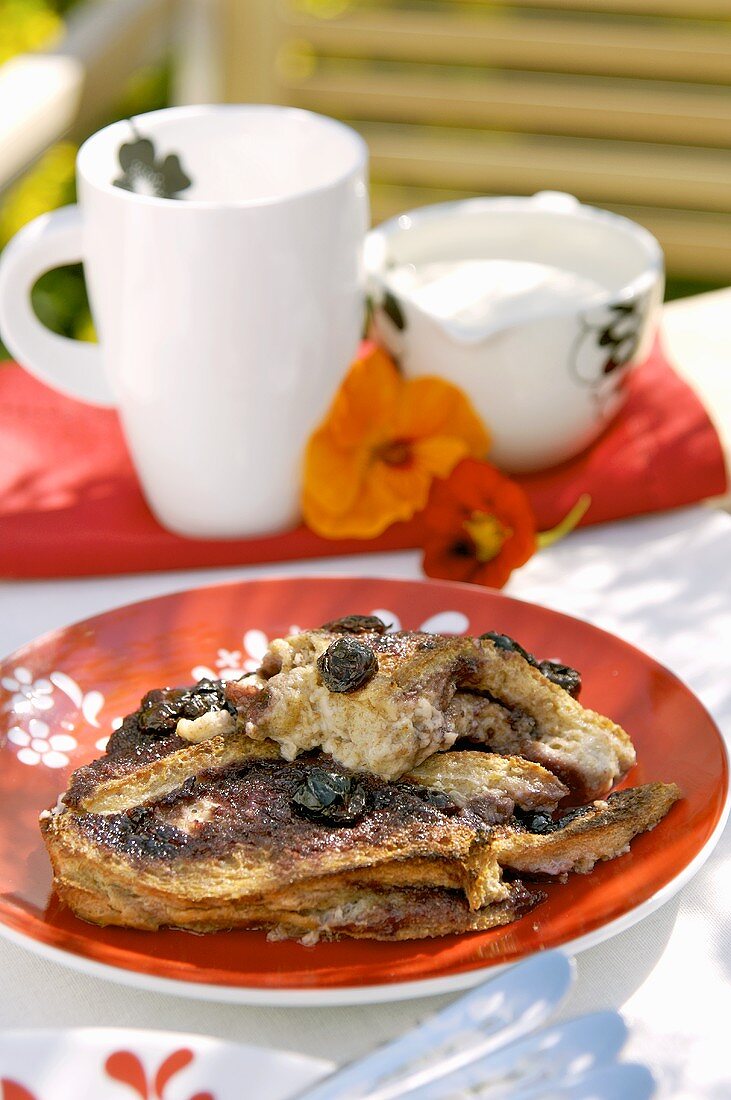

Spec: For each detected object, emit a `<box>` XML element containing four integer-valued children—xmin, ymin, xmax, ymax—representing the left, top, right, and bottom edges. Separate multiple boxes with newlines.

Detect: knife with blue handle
<box><xmin>294</xmin><ymin>951</ymin><xmax>574</xmax><ymax>1100</ymax></box>
<box><xmin>409</xmin><ymin>1009</ymin><xmax>628</xmax><ymax>1099</ymax></box>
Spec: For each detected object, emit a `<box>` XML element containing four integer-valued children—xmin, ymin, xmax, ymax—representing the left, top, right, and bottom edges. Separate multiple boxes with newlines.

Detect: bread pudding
<box><xmin>40</xmin><ymin>615</ymin><xmax>680</xmax><ymax>941</ymax></box>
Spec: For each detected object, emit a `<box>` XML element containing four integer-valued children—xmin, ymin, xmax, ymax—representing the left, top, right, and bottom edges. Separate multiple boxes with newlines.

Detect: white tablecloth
<box><xmin>1</xmin><ymin>505</ymin><xmax>729</xmax><ymax>1098</ymax></box>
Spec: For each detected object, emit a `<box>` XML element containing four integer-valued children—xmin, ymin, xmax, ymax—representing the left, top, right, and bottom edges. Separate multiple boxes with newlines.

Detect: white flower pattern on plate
<box><xmin>1</xmin><ymin>667</ymin><xmax>54</xmax><ymax>714</ymax></box>
<box><xmin>49</xmin><ymin>671</ymin><xmax>105</xmax><ymax>727</ymax></box>
<box><xmin>193</xmin><ymin>629</ymin><xmax>299</xmax><ymax>681</ymax></box>
<box><xmin>2</xmin><ymin>669</ymin><xmax>107</xmax><ymax>769</ymax></box>
<box><xmin>7</xmin><ymin>718</ymin><xmax>77</xmax><ymax>768</ymax></box>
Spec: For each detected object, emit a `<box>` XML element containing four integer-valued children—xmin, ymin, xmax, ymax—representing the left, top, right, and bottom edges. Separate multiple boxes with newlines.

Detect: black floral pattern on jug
<box><xmin>571</xmin><ymin>292</ymin><xmax>650</xmax><ymax>414</ymax></box>
<box><xmin>113</xmin><ymin>127</ymin><xmax>192</xmax><ymax>199</ymax></box>
<box><xmin>595</xmin><ymin>300</ymin><xmax>644</xmax><ymax>376</ymax></box>
<box><xmin>382</xmin><ymin>289</ymin><xmax>406</xmax><ymax>331</ymax></box>
<box><xmin>366</xmin><ymin>286</ymin><xmax>407</xmax><ymax>369</ymax></box>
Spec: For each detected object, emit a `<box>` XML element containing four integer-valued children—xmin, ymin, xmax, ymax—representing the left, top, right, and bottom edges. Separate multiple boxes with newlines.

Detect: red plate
<box><xmin>0</xmin><ymin>576</ymin><xmax>727</xmax><ymax>1005</ymax></box>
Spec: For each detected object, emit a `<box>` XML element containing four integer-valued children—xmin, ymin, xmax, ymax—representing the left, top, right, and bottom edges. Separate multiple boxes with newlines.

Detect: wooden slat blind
<box><xmin>439</xmin><ymin>0</ymin><xmax>731</xmax><ymax>18</ymax></box>
<box><xmin>223</xmin><ymin>0</ymin><xmax>731</xmax><ymax>279</ymax></box>
<box><xmin>291</xmin><ymin>66</ymin><xmax>731</xmax><ymax>148</ymax></box>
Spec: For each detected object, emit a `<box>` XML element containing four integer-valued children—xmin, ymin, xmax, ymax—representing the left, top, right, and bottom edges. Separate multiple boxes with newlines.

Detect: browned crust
<box><xmin>468</xmin><ymin>640</ymin><xmax>637</xmax><ymax>800</ymax></box>
<box><xmin>41</xmin><ymin>772</ymin><xmax>492</xmax><ymax>905</ymax></box>
<box><xmin>493</xmin><ymin>782</ymin><xmax>682</xmax><ymax>876</ymax></box>
<box><xmin>63</xmin><ymin>729</ymin><xmax>187</xmax><ymax>809</ymax></box>
<box><xmin>68</xmin><ymin>733</ymin><xmax>281</xmax><ymax>814</ymax></box>
<box><xmin>42</xmin><ymin>781</ymin><xmax>681</xmax><ymax>935</ymax></box>
<box><xmin>260</xmin><ymin>881</ymin><xmax>542</xmax><ymax>941</ymax></box>
<box><xmin>407</xmin><ymin>751</ymin><xmax>568</xmax><ymax>812</ymax></box>
<box><xmin>51</xmin><ymin>872</ymin><xmax>541</xmax><ymax>939</ymax></box>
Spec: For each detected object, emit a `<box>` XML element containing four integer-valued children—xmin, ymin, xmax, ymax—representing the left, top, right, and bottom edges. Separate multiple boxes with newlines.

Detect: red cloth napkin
<box><xmin>0</xmin><ymin>339</ymin><xmax>726</xmax><ymax>578</ymax></box>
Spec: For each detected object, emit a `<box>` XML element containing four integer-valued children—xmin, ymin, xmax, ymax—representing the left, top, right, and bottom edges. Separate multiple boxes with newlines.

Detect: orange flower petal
<box><xmin>375</xmin><ymin>460</ymin><xmax>435</xmax><ymax>515</ymax></box>
<box><xmin>421</xmin><ymin>474</ymin><xmax>471</xmax><ymax>536</ymax></box>
<box><xmin>411</xmin><ymin>435</ymin><xmax>473</xmax><ymax>481</ymax></box>
<box><xmin>307</xmin><ymin>460</ymin><xmax>425</xmax><ymax>539</ymax></box>
<box><xmin>302</xmin><ymin>444</ymin><xmax>370</xmax><ymax>530</ymax></box>
<box><xmin>327</xmin><ymin>347</ymin><xmax>400</xmax><ymax>448</ymax></box>
<box><xmin>437</xmin><ymin>457</ymin><xmax>505</xmax><ymax>513</ymax></box>
<box><xmin>395</xmin><ymin>376</ymin><xmax>490</xmax><ymax>456</ymax></box>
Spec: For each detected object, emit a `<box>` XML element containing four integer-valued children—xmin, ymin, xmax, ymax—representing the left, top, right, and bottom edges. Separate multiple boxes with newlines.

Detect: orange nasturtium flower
<box><xmin>421</xmin><ymin>459</ymin><xmax>592</xmax><ymax>588</ymax></box>
<box><xmin>421</xmin><ymin>458</ymin><xmax>538</xmax><ymax>589</ymax></box>
<box><xmin>302</xmin><ymin>345</ymin><xmax>490</xmax><ymax>539</ymax></box>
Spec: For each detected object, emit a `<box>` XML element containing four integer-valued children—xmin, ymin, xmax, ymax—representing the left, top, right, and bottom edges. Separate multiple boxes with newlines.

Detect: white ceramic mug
<box><xmin>366</xmin><ymin>192</ymin><xmax>664</xmax><ymax>472</ymax></box>
<box><xmin>0</xmin><ymin>105</ymin><xmax>368</xmax><ymax>536</ymax></box>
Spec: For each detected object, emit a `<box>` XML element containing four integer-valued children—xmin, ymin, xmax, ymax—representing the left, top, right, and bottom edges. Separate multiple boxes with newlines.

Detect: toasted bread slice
<box><xmin>65</xmin><ymin>730</ymin><xmax>281</xmax><ymax>815</ymax></box>
<box><xmin>50</xmin><ymin>780</ymin><xmax>679</xmax><ymax>937</ymax></box>
<box><xmin>407</xmin><ymin>751</ymin><xmax>568</xmax><ymax>813</ymax></box>
<box><xmin>226</xmin><ymin>627</ymin><xmax>635</xmax><ymax>797</ymax></box>
<box><xmin>52</xmin><ymin>706</ymin><xmax>566</xmax><ymax>921</ymax></box>
<box><xmin>493</xmin><ymin>782</ymin><xmax>682</xmax><ymax>877</ymax></box>
<box><xmin>42</xmin><ymin>739</ymin><xmax>680</xmax><ymax>935</ymax></box>
<box><xmin>53</xmin><ymin>869</ymin><xmax>540</xmax><ymax>938</ymax></box>
<box><xmin>259</xmin><ymin>881</ymin><xmax>541</xmax><ymax>942</ymax></box>
<box><xmin>42</xmin><ymin>751</ymin><xmax>501</xmax><ymax>912</ymax></box>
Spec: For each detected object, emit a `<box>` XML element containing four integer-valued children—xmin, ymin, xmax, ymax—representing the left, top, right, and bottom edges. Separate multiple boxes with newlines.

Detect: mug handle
<box><xmin>0</xmin><ymin>204</ymin><xmax>114</xmax><ymax>407</ymax></box>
